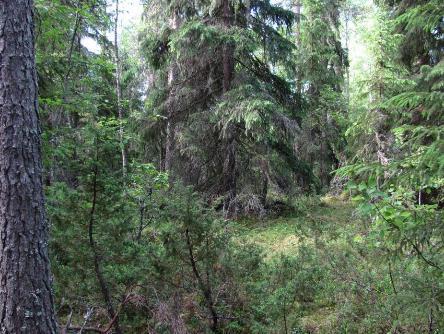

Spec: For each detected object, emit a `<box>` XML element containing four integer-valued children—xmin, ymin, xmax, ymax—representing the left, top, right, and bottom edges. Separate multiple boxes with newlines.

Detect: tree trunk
<box><xmin>222</xmin><ymin>137</ymin><xmax>236</xmax><ymax>213</ymax></box>
<box><xmin>221</xmin><ymin>0</ymin><xmax>237</xmax><ymax>214</ymax></box>
<box><xmin>163</xmin><ymin>11</ymin><xmax>181</xmax><ymax>174</ymax></box>
<box><xmin>344</xmin><ymin>7</ymin><xmax>350</xmax><ymax>106</ymax></box>
<box><xmin>185</xmin><ymin>228</ymin><xmax>219</xmax><ymax>332</ymax></box>
<box><xmin>114</xmin><ymin>0</ymin><xmax>127</xmax><ymax>178</ymax></box>
<box><xmin>163</xmin><ymin>120</ymin><xmax>174</xmax><ymax>172</ymax></box>
<box><xmin>222</xmin><ymin>0</ymin><xmax>234</xmax><ymax>94</ymax></box>
<box><xmin>294</xmin><ymin>0</ymin><xmax>302</xmax><ymax>97</ymax></box>
<box><xmin>0</xmin><ymin>1</ymin><xmax>57</xmax><ymax>332</ymax></box>
<box><xmin>88</xmin><ymin>165</ymin><xmax>122</xmax><ymax>334</ymax></box>
<box><xmin>259</xmin><ymin>159</ymin><xmax>269</xmax><ymax>207</ymax></box>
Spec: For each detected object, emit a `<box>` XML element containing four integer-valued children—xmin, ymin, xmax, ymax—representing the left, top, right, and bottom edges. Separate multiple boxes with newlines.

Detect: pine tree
<box><xmin>0</xmin><ymin>1</ymin><xmax>57</xmax><ymax>332</ymax></box>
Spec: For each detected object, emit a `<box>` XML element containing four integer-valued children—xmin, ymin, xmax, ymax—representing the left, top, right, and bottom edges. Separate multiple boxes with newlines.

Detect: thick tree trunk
<box><xmin>0</xmin><ymin>1</ymin><xmax>58</xmax><ymax>332</ymax></box>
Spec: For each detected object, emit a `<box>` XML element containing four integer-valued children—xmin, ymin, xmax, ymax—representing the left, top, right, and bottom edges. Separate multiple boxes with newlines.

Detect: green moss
<box><xmin>237</xmin><ymin>196</ymin><xmax>356</xmax><ymax>258</ymax></box>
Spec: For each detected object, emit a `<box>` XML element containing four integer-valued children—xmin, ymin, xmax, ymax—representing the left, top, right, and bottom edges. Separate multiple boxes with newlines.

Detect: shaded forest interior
<box><xmin>3</xmin><ymin>0</ymin><xmax>444</xmax><ymax>333</ymax></box>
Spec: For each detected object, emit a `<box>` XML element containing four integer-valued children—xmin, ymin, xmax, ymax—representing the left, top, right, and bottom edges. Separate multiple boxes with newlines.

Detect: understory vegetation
<box><xmin>33</xmin><ymin>0</ymin><xmax>442</xmax><ymax>332</ymax></box>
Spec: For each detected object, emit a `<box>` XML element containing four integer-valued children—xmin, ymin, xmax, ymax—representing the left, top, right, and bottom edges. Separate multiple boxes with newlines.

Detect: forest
<box><xmin>0</xmin><ymin>0</ymin><xmax>443</xmax><ymax>333</ymax></box>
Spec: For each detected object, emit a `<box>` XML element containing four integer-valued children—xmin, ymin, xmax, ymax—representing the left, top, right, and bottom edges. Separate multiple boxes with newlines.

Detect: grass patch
<box><xmin>237</xmin><ymin>196</ymin><xmax>356</xmax><ymax>258</ymax></box>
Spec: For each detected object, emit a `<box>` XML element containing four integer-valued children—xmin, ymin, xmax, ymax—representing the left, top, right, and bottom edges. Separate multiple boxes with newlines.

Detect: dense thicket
<box><xmin>27</xmin><ymin>0</ymin><xmax>444</xmax><ymax>332</ymax></box>
<box><xmin>140</xmin><ymin>0</ymin><xmax>346</xmax><ymax>216</ymax></box>
<box><xmin>338</xmin><ymin>0</ymin><xmax>444</xmax><ymax>331</ymax></box>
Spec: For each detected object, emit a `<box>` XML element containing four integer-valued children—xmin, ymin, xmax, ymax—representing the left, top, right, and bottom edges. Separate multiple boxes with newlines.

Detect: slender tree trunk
<box><xmin>294</xmin><ymin>0</ymin><xmax>301</xmax><ymax>41</ymax></box>
<box><xmin>114</xmin><ymin>0</ymin><xmax>127</xmax><ymax>177</ymax></box>
<box><xmin>294</xmin><ymin>0</ymin><xmax>302</xmax><ymax>97</ymax></box>
<box><xmin>163</xmin><ymin>120</ymin><xmax>174</xmax><ymax>173</ymax></box>
<box><xmin>282</xmin><ymin>297</ymin><xmax>288</xmax><ymax>334</ymax></box>
<box><xmin>260</xmin><ymin>175</ymin><xmax>268</xmax><ymax>207</ymax></box>
<box><xmin>221</xmin><ymin>0</ymin><xmax>237</xmax><ymax>214</ymax></box>
<box><xmin>0</xmin><ymin>1</ymin><xmax>57</xmax><ymax>332</ymax></box>
<box><xmin>185</xmin><ymin>228</ymin><xmax>219</xmax><ymax>332</ymax></box>
<box><xmin>222</xmin><ymin>0</ymin><xmax>234</xmax><ymax>94</ymax></box>
<box><xmin>260</xmin><ymin>159</ymin><xmax>269</xmax><ymax>207</ymax></box>
<box><xmin>88</xmin><ymin>165</ymin><xmax>123</xmax><ymax>334</ymax></box>
<box><xmin>344</xmin><ymin>11</ymin><xmax>350</xmax><ymax>107</ymax></box>
<box><xmin>136</xmin><ymin>201</ymin><xmax>146</xmax><ymax>241</ymax></box>
<box><xmin>163</xmin><ymin>11</ymin><xmax>181</xmax><ymax>173</ymax></box>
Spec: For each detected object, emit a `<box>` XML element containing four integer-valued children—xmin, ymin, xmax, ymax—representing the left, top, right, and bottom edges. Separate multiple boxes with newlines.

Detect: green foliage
<box><xmin>390</xmin><ymin>0</ymin><xmax>444</xmax><ymax>68</ymax></box>
<box><xmin>138</xmin><ymin>0</ymin><xmax>324</xmax><ymax>207</ymax></box>
<box><xmin>339</xmin><ymin>1</ymin><xmax>444</xmax><ymax>331</ymax></box>
<box><xmin>33</xmin><ymin>0</ymin><xmax>444</xmax><ymax>332</ymax></box>
<box><xmin>341</xmin><ymin>59</ymin><xmax>444</xmax><ymax>244</ymax></box>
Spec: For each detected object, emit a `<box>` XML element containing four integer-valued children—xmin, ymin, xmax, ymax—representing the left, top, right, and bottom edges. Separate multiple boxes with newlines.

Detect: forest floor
<box><xmin>237</xmin><ymin>196</ymin><xmax>360</xmax><ymax>332</ymax></box>
<box><xmin>240</xmin><ymin>196</ymin><xmax>356</xmax><ymax>258</ymax></box>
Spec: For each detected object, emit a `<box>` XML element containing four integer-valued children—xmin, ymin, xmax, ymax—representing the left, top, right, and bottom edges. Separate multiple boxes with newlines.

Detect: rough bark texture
<box><xmin>0</xmin><ymin>1</ymin><xmax>57</xmax><ymax>333</ymax></box>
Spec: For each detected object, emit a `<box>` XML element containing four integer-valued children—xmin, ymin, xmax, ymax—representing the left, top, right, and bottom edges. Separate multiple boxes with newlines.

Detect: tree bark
<box><xmin>259</xmin><ymin>159</ymin><xmax>269</xmax><ymax>207</ymax></box>
<box><xmin>185</xmin><ymin>228</ymin><xmax>219</xmax><ymax>332</ymax></box>
<box><xmin>221</xmin><ymin>0</ymin><xmax>237</xmax><ymax>214</ymax></box>
<box><xmin>0</xmin><ymin>1</ymin><xmax>58</xmax><ymax>332</ymax></box>
<box><xmin>294</xmin><ymin>0</ymin><xmax>302</xmax><ymax>96</ymax></box>
<box><xmin>163</xmin><ymin>10</ymin><xmax>181</xmax><ymax>173</ymax></box>
<box><xmin>114</xmin><ymin>0</ymin><xmax>127</xmax><ymax>178</ymax></box>
<box><xmin>163</xmin><ymin>120</ymin><xmax>174</xmax><ymax>172</ymax></box>
<box><xmin>222</xmin><ymin>0</ymin><xmax>234</xmax><ymax>94</ymax></box>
